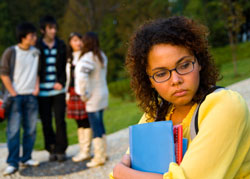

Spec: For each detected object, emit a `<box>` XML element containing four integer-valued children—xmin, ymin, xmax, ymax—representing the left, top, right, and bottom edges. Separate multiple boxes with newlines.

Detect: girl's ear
<box><xmin>149</xmin><ymin>78</ymin><xmax>155</xmax><ymax>89</ymax></box>
<box><xmin>147</xmin><ymin>68</ymin><xmax>155</xmax><ymax>89</ymax></box>
<box><xmin>195</xmin><ymin>57</ymin><xmax>202</xmax><ymax>71</ymax></box>
<box><xmin>198</xmin><ymin>64</ymin><xmax>202</xmax><ymax>71</ymax></box>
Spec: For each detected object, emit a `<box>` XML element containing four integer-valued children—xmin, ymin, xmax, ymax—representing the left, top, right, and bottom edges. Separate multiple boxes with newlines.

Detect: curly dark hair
<box><xmin>126</xmin><ymin>16</ymin><xmax>220</xmax><ymax>121</ymax></box>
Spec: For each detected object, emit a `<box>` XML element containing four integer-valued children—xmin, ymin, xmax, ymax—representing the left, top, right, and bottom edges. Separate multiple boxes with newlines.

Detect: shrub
<box><xmin>108</xmin><ymin>79</ymin><xmax>135</xmax><ymax>101</ymax></box>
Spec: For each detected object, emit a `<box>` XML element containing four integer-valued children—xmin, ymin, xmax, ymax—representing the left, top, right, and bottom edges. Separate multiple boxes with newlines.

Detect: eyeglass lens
<box><xmin>152</xmin><ymin>57</ymin><xmax>195</xmax><ymax>83</ymax></box>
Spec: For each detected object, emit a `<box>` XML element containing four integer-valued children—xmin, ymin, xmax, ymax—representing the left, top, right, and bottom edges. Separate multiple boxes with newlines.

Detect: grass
<box><xmin>216</xmin><ymin>58</ymin><xmax>250</xmax><ymax>86</ymax></box>
<box><xmin>211</xmin><ymin>41</ymin><xmax>250</xmax><ymax>67</ymax></box>
<box><xmin>1</xmin><ymin>42</ymin><xmax>250</xmax><ymax>150</ymax></box>
<box><xmin>104</xmin><ymin>96</ymin><xmax>143</xmax><ymax>134</ymax></box>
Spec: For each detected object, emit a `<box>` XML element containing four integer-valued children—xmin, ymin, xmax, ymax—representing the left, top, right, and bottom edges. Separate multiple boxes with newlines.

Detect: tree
<box><xmin>222</xmin><ymin>0</ymin><xmax>245</xmax><ymax>76</ymax></box>
<box><xmin>0</xmin><ymin>1</ymin><xmax>14</xmax><ymax>54</ymax></box>
<box><xmin>177</xmin><ymin>0</ymin><xmax>229</xmax><ymax>47</ymax></box>
<box><xmin>0</xmin><ymin>0</ymin><xmax>66</xmax><ymax>54</ymax></box>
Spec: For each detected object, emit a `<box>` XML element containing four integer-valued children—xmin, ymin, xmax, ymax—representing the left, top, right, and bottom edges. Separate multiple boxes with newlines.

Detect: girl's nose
<box><xmin>170</xmin><ymin>70</ymin><xmax>183</xmax><ymax>86</ymax></box>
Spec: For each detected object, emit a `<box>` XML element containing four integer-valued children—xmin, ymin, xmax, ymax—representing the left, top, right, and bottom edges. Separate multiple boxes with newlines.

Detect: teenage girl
<box><xmin>66</xmin><ymin>32</ymin><xmax>92</xmax><ymax>162</ymax></box>
<box><xmin>75</xmin><ymin>32</ymin><xmax>109</xmax><ymax>167</ymax></box>
<box><xmin>112</xmin><ymin>16</ymin><xmax>250</xmax><ymax>178</ymax></box>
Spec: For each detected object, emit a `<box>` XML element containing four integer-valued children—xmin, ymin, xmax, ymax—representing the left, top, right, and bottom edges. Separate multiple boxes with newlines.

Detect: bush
<box><xmin>108</xmin><ymin>79</ymin><xmax>135</xmax><ymax>101</ymax></box>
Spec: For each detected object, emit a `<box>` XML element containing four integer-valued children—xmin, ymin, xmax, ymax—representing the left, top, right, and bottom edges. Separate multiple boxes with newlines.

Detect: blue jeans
<box><xmin>88</xmin><ymin>110</ymin><xmax>106</xmax><ymax>138</ymax></box>
<box><xmin>6</xmin><ymin>95</ymin><xmax>38</xmax><ymax>168</ymax></box>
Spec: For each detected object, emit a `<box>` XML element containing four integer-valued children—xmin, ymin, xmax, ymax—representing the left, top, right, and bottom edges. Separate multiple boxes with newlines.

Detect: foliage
<box><xmin>178</xmin><ymin>0</ymin><xmax>229</xmax><ymax>47</ymax></box>
<box><xmin>221</xmin><ymin>0</ymin><xmax>245</xmax><ymax>76</ymax></box>
<box><xmin>108</xmin><ymin>78</ymin><xmax>135</xmax><ymax>101</ymax></box>
<box><xmin>0</xmin><ymin>1</ymin><xmax>15</xmax><ymax>53</ymax></box>
<box><xmin>99</xmin><ymin>15</ymin><xmax>125</xmax><ymax>82</ymax></box>
<box><xmin>0</xmin><ymin>0</ymin><xmax>66</xmax><ymax>54</ymax></box>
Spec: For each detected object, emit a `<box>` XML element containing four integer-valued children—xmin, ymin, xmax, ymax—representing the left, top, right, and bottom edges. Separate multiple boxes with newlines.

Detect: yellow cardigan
<box><xmin>110</xmin><ymin>89</ymin><xmax>250</xmax><ymax>178</ymax></box>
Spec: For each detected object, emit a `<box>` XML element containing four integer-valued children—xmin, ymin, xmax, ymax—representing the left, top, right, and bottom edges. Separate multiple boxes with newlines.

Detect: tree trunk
<box><xmin>228</xmin><ymin>30</ymin><xmax>238</xmax><ymax>77</ymax></box>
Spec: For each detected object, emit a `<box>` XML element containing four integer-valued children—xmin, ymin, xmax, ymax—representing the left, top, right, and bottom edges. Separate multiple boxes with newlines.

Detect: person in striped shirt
<box><xmin>36</xmin><ymin>15</ymin><xmax>68</xmax><ymax>162</ymax></box>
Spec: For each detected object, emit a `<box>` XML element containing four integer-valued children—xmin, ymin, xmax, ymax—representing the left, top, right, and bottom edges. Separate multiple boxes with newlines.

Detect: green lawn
<box><xmin>217</xmin><ymin>58</ymin><xmax>250</xmax><ymax>86</ymax></box>
<box><xmin>1</xmin><ymin>42</ymin><xmax>250</xmax><ymax>150</ymax></box>
<box><xmin>212</xmin><ymin>41</ymin><xmax>250</xmax><ymax>86</ymax></box>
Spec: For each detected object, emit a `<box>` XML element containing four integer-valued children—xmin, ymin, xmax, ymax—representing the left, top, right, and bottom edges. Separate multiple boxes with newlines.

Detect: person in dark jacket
<box><xmin>36</xmin><ymin>15</ymin><xmax>68</xmax><ymax>162</ymax></box>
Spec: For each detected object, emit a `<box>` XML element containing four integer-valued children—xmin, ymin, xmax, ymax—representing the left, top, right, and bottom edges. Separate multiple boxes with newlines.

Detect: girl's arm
<box><xmin>112</xmin><ymin>90</ymin><xmax>250</xmax><ymax>179</ymax></box>
<box><xmin>74</xmin><ymin>53</ymin><xmax>94</xmax><ymax>97</ymax></box>
<box><xmin>165</xmin><ymin>90</ymin><xmax>250</xmax><ymax>179</ymax></box>
<box><xmin>113</xmin><ymin>154</ymin><xmax>163</xmax><ymax>179</ymax></box>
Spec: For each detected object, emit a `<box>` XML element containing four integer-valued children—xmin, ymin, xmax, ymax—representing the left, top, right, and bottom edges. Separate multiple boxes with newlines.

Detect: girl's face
<box><xmin>69</xmin><ymin>36</ymin><xmax>83</xmax><ymax>52</ymax></box>
<box><xmin>147</xmin><ymin>44</ymin><xmax>201</xmax><ymax>107</ymax></box>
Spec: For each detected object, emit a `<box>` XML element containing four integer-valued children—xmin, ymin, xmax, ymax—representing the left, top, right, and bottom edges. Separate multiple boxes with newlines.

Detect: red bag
<box><xmin>0</xmin><ymin>99</ymin><xmax>5</xmax><ymax>122</ymax></box>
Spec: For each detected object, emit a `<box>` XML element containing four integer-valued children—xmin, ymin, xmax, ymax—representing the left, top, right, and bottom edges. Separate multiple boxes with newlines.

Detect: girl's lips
<box><xmin>173</xmin><ymin>90</ymin><xmax>187</xmax><ymax>97</ymax></box>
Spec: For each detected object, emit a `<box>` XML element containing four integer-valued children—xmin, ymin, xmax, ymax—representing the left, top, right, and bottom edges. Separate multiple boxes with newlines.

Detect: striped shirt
<box><xmin>39</xmin><ymin>41</ymin><xmax>65</xmax><ymax>97</ymax></box>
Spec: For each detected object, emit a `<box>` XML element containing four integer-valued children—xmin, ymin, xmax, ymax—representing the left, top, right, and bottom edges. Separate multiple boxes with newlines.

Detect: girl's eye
<box><xmin>179</xmin><ymin>61</ymin><xmax>191</xmax><ymax>69</ymax></box>
<box><xmin>155</xmin><ymin>70</ymin><xmax>168</xmax><ymax>78</ymax></box>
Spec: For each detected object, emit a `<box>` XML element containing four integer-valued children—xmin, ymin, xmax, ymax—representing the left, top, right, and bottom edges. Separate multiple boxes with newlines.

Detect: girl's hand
<box><xmin>113</xmin><ymin>154</ymin><xmax>131</xmax><ymax>179</ymax></box>
<box><xmin>121</xmin><ymin>154</ymin><xmax>131</xmax><ymax>167</ymax></box>
<box><xmin>113</xmin><ymin>154</ymin><xmax>163</xmax><ymax>179</ymax></box>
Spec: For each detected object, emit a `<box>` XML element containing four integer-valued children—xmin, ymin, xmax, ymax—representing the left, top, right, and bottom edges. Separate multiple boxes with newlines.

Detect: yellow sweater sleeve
<box><xmin>164</xmin><ymin>89</ymin><xmax>250</xmax><ymax>179</ymax></box>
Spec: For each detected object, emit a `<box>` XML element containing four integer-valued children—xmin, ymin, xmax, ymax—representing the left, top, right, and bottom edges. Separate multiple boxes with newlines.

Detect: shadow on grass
<box><xmin>19</xmin><ymin>157</ymin><xmax>89</xmax><ymax>177</ymax></box>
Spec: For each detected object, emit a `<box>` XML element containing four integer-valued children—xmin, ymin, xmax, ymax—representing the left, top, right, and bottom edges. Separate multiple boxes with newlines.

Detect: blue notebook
<box><xmin>129</xmin><ymin>121</ymin><xmax>176</xmax><ymax>174</ymax></box>
<box><xmin>183</xmin><ymin>138</ymin><xmax>188</xmax><ymax>157</ymax></box>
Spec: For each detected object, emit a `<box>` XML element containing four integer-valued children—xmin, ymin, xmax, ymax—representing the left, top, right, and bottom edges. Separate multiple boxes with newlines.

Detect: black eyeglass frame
<box><xmin>148</xmin><ymin>58</ymin><xmax>196</xmax><ymax>83</ymax></box>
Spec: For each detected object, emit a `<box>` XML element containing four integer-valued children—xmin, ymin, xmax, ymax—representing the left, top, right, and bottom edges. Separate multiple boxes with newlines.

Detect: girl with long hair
<box><xmin>65</xmin><ymin>32</ymin><xmax>92</xmax><ymax>162</ymax></box>
<box><xmin>75</xmin><ymin>32</ymin><xmax>109</xmax><ymax>167</ymax></box>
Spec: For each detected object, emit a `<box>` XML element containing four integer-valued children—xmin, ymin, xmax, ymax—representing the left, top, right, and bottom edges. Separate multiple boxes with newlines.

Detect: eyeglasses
<box><xmin>148</xmin><ymin>56</ymin><xmax>196</xmax><ymax>83</ymax></box>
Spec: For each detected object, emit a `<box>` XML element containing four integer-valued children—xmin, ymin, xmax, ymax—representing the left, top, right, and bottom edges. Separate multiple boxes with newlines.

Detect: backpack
<box><xmin>190</xmin><ymin>86</ymin><xmax>224</xmax><ymax>140</ymax></box>
<box><xmin>0</xmin><ymin>99</ymin><xmax>4</xmax><ymax>122</ymax></box>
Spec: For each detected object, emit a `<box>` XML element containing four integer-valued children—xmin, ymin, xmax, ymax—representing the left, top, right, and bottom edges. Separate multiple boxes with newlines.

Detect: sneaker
<box><xmin>3</xmin><ymin>165</ymin><xmax>17</xmax><ymax>176</ymax></box>
<box><xmin>57</xmin><ymin>154</ymin><xmax>67</xmax><ymax>162</ymax></box>
<box><xmin>22</xmin><ymin>159</ymin><xmax>40</xmax><ymax>167</ymax></box>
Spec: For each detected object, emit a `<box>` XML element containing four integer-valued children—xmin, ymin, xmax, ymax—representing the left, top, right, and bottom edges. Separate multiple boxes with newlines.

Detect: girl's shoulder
<box><xmin>203</xmin><ymin>88</ymin><xmax>246</xmax><ymax>108</ymax></box>
<box><xmin>100</xmin><ymin>51</ymin><xmax>108</xmax><ymax>65</ymax></box>
<box><xmin>199</xmin><ymin>88</ymin><xmax>249</xmax><ymax>127</ymax></box>
<box><xmin>80</xmin><ymin>51</ymin><xmax>95</xmax><ymax>60</ymax></box>
<box><xmin>78</xmin><ymin>52</ymin><xmax>95</xmax><ymax>65</ymax></box>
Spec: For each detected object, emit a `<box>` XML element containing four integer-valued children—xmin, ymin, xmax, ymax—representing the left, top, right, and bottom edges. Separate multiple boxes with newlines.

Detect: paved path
<box><xmin>0</xmin><ymin>127</ymin><xmax>129</xmax><ymax>179</ymax></box>
<box><xmin>0</xmin><ymin>78</ymin><xmax>250</xmax><ymax>179</ymax></box>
